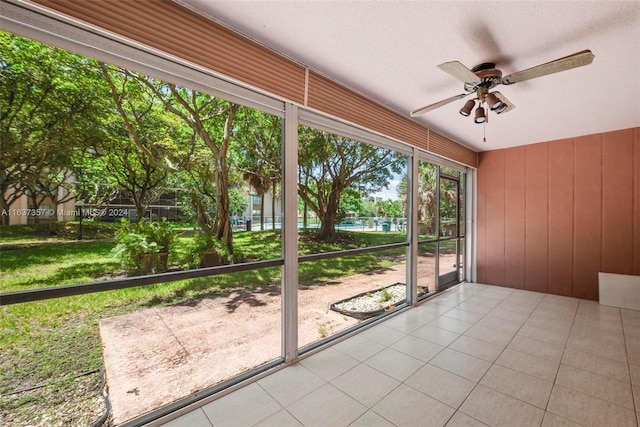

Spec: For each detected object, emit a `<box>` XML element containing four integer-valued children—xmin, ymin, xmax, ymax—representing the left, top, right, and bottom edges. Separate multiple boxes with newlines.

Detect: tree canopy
<box><xmin>1</xmin><ymin>30</ymin><xmax>408</xmax><ymax>247</ymax></box>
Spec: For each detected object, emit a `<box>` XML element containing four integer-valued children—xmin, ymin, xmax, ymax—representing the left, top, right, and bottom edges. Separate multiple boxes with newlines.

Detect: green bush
<box><xmin>187</xmin><ymin>232</ymin><xmax>231</xmax><ymax>268</ymax></box>
<box><xmin>111</xmin><ymin>219</ymin><xmax>177</xmax><ymax>274</ymax></box>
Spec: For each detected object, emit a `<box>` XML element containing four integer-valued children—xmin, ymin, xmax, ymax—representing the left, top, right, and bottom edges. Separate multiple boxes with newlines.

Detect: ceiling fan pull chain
<box><xmin>483</xmin><ymin>120</ymin><xmax>487</xmax><ymax>143</ymax></box>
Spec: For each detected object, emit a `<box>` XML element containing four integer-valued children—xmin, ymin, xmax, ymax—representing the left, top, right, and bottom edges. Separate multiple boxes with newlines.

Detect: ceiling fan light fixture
<box><xmin>459</xmin><ymin>99</ymin><xmax>475</xmax><ymax>116</ymax></box>
<box><xmin>495</xmin><ymin>103</ymin><xmax>509</xmax><ymax>114</ymax></box>
<box><xmin>486</xmin><ymin>92</ymin><xmax>503</xmax><ymax>111</ymax></box>
<box><xmin>474</xmin><ymin>105</ymin><xmax>486</xmax><ymax>123</ymax></box>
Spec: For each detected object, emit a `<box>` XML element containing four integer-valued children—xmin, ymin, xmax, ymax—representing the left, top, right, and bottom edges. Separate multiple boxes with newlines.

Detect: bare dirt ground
<box><xmin>99</xmin><ymin>255</ymin><xmax>453</xmax><ymax>424</ymax></box>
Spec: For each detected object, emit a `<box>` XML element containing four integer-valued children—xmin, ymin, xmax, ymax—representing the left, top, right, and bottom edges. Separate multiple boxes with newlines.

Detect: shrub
<box><xmin>111</xmin><ymin>219</ymin><xmax>177</xmax><ymax>274</ymax></box>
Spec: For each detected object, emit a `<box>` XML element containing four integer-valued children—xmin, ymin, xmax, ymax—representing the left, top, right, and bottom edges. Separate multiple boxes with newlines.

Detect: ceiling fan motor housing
<box><xmin>464</xmin><ymin>62</ymin><xmax>504</xmax><ymax>92</ymax></box>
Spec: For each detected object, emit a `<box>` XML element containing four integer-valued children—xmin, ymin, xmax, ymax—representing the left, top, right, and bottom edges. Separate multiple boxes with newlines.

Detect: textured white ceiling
<box><xmin>180</xmin><ymin>0</ymin><xmax>640</xmax><ymax>152</ymax></box>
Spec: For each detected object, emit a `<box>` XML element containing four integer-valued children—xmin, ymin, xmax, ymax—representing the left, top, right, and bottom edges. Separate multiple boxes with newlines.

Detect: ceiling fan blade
<box><xmin>437</xmin><ymin>61</ymin><xmax>481</xmax><ymax>84</ymax></box>
<box><xmin>410</xmin><ymin>93</ymin><xmax>471</xmax><ymax>117</ymax></box>
<box><xmin>492</xmin><ymin>91</ymin><xmax>515</xmax><ymax>114</ymax></box>
<box><xmin>502</xmin><ymin>50</ymin><xmax>594</xmax><ymax>85</ymax></box>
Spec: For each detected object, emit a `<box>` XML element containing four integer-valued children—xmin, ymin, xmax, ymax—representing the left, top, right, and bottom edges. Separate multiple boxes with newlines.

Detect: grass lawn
<box><xmin>0</xmin><ymin>223</ymin><xmax>408</xmax><ymax>425</ymax></box>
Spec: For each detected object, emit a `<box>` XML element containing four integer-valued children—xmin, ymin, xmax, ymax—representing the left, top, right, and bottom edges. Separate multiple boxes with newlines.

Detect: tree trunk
<box><xmin>28</xmin><ymin>193</ymin><xmax>42</xmax><ymax>224</ymax></box>
<box><xmin>271</xmin><ymin>181</ymin><xmax>276</xmax><ymax>231</ymax></box>
<box><xmin>259</xmin><ymin>193</ymin><xmax>265</xmax><ymax>231</ymax></box>
<box><xmin>303</xmin><ymin>202</ymin><xmax>307</xmax><ymax>229</ymax></box>
<box><xmin>318</xmin><ymin>212</ymin><xmax>337</xmax><ymax>240</ymax></box>
<box><xmin>318</xmin><ymin>189</ymin><xmax>340</xmax><ymax>240</ymax></box>
<box><xmin>134</xmin><ymin>200</ymin><xmax>145</xmax><ymax>223</ymax></box>
<box><xmin>214</xmin><ymin>156</ymin><xmax>233</xmax><ymax>253</ymax></box>
<box><xmin>0</xmin><ymin>199</ymin><xmax>9</xmax><ymax>225</ymax></box>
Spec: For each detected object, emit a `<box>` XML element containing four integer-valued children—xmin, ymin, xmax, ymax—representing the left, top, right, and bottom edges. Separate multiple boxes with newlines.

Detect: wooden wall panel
<box><xmin>477</xmin><ymin>127</ymin><xmax>639</xmax><ymax>300</ymax></box>
<box><xmin>524</xmin><ymin>143</ymin><xmax>549</xmax><ymax>293</ymax></box>
<box><xmin>573</xmin><ymin>134</ymin><xmax>603</xmax><ymax>300</ymax></box>
<box><xmin>602</xmin><ymin>129</ymin><xmax>634</xmax><ymax>274</ymax></box>
<box><xmin>635</xmin><ymin>128</ymin><xmax>640</xmax><ymax>276</ymax></box>
<box><xmin>484</xmin><ymin>151</ymin><xmax>506</xmax><ymax>286</ymax></box>
<box><xmin>548</xmin><ymin>139</ymin><xmax>575</xmax><ymax>296</ymax></box>
<box><xmin>504</xmin><ymin>147</ymin><xmax>526</xmax><ymax>289</ymax></box>
<box><xmin>476</xmin><ymin>153</ymin><xmax>488</xmax><ymax>284</ymax></box>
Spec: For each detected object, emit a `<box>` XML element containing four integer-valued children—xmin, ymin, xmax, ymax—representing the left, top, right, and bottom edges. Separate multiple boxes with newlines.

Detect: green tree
<box><xmin>0</xmin><ymin>31</ymin><xmax>106</xmax><ymax>225</ymax></box>
<box><xmin>298</xmin><ymin>127</ymin><xmax>404</xmax><ymax>240</ymax></box>
<box><xmin>99</xmin><ymin>63</ymin><xmax>177</xmax><ymax>221</ymax></box>
<box><xmin>235</xmin><ymin>111</ymin><xmax>282</xmax><ymax>230</ymax></box>
<box><xmin>139</xmin><ymin>77</ymin><xmax>241</xmax><ymax>253</ymax></box>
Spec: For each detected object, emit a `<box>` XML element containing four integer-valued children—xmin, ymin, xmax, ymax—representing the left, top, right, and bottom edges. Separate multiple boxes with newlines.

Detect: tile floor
<box><xmin>161</xmin><ymin>283</ymin><xmax>640</xmax><ymax>427</ymax></box>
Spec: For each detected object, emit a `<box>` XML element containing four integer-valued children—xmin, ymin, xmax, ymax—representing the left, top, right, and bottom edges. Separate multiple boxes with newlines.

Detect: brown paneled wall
<box><xmin>31</xmin><ymin>0</ymin><xmax>477</xmax><ymax>167</ymax></box>
<box><xmin>477</xmin><ymin>127</ymin><xmax>640</xmax><ymax>300</ymax></box>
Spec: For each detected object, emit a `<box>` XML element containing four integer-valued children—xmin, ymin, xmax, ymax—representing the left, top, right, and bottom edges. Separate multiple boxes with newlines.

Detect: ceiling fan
<box><xmin>410</xmin><ymin>50</ymin><xmax>595</xmax><ymax>123</ymax></box>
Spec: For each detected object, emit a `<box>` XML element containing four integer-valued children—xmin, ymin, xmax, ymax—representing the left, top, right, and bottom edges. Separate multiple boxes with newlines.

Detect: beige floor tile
<box><xmin>299</xmin><ymin>347</ymin><xmax>359</xmax><ymax>381</ymax></box>
<box><xmin>624</xmin><ymin>322</ymin><xmax>640</xmax><ymax>339</ymax></box>
<box><xmin>286</xmin><ymin>384</ymin><xmax>366</xmax><ymax>427</ymax></box>
<box><xmin>480</xmin><ymin>364</ymin><xmax>553</xmax><ymax>409</ymax></box>
<box><xmin>331</xmin><ymin>363</ymin><xmax>399</xmax><ymax>407</ymax></box>
<box><xmin>508</xmin><ymin>335</ymin><xmax>565</xmax><ymax>362</ymax></box>
<box><xmin>202</xmin><ymin>383</ymin><xmax>282</xmax><ymax>426</ymax></box>
<box><xmin>459</xmin><ymin>385</ymin><xmax>545</xmax><ymax>427</ymax></box>
<box><xmin>547</xmin><ymin>384</ymin><xmax>637</xmax><ymax>427</ymax></box>
<box><xmin>372</xmin><ymin>383</ymin><xmax>455</xmax><ymax>427</ymax></box>
<box><xmin>445</xmin><ymin>411</ymin><xmax>488</xmax><ymax>427</ymax></box>
<box><xmin>333</xmin><ymin>334</ymin><xmax>386</xmax><ymax>362</ymax></box>
<box><xmin>524</xmin><ymin>316</ymin><xmax>573</xmax><ymax>333</ymax></box>
<box><xmin>360</xmin><ymin>324</ymin><xmax>407</xmax><ymax>346</ymax></box>
<box><xmin>630</xmin><ymin>364</ymin><xmax>640</xmax><ymax>385</ymax></box>
<box><xmin>364</xmin><ymin>347</ymin><xmax>425</xmax><ymax>381</ymax></box>
<box><xmin>443</xmin><ymin>307</ymin><xmax>486</xmax><ymax>324</ymax></box>
<box><xmin>566</xmin><ymin>325</ymin><xmax>627</xmax><ymax>362</ymax></box>
<box><xmin>349</xmin><ymin>410</ymin><xmax>395</xmax><ymax>427</ymax></box>
<box><xmin>433</xmin><ymin>294</ymin><xmax>468</xmax><ymax>307</ymax></box>
<box><xmin>480</xmin><ymin>287</ymin><xmax>514</xmax><ymax>300</ymax></box>
<box><xmin>449</xmin><ymin>335</ymin><xmax>504</xmax><ymax>363</ymax></box>
<box><xmin>531</xmin><ymin>306</ymin><xmax>577</xmax><ymax>323</ymax></box>
<box><xmin>621</xmin><ymin>308</ymin><xmax>640</xmax><ymax>339</ymax></box>
<box><xmin>626</xmin><ymin>335</ymin><xmax>640</xmax><ymax>365</ymax></box>
<box><xmin>405</xmin><ymin>363</ymin><xmax>475</xmax><ymax>408</ymax></box>
<box><xmin>384</xmin><ymin>311</ymin><xmax>432</xmax><ymax>333</ymax></box>
<box><xmin>573</xmin><ymin>315</ymin><xmax>624</xmax><ymax>335</ymax></box>
<box><xmin>456</xmin><ymin>301</ymin><xmax>495</xmax><ymax>315</ymax></box>
<box><xmin>403</xmin><ymin>305</ymin><xmax>442</xmax><ymax>323</ymax></box>
<box><xmin>481</xmin><ymin>306</ymin><xmax>530</xmax><ymax>323</ymax></box>
<box><xmin>464</xmin><ymin>324</ymin><xmax>514</xmax><ymax>347</ymax></box>
<box><xmin>539</xmin><ymin>293</ymin><xmax>579</xmax><ymax>309</ymax></box>
<box><xmin>430</xmin><ymin>348</ymin><xmax>491</xmax><ymax>382</ymax></box>
<box><xmin>392</xmin><ymin>334</ymin><xmax>445</xmax><ymax>362</ymax></box>
<box><xmin>476</xmin><ymin>314</ymin><xmax>523</xmax><ymax>334</ymax></box>
<box><xmin>254</xmin><ymin>409</ymin><xmax>303</xmax><ymax>427</ymax></box>
<box><xmin>555</xmin><ymin>364</ymin><xmax>635</xmax><ymax>410</ymax></box>
<box><xmin>517</xmin><ymin>324</ymin><xmax>570</xmax><ymax>346</ymax></box>
<box><xmin>411</xmin><ymin>324</ymin><xmax>461</xmax><ymax>346</ymax></box>
<box><xmin>634</xmin><ymin>384</ymin><xmax>639</xmax><ymax>410</ymax></box>
<box><xmin>561</xmin><ymin>347</ymin><xmax>630</xmax><ymax>383</ymax></box>
<box><xmin>575</xmin><ymin>300</ymin><xmax>621</xmax><ymax>324</ymax></box>
<box><xmin>541</xmin><ymin>412</ymin><xmax>583</xmax><ymax>427</ymax></box>
<box><xmin>258</xmin><ymin>364</ymin><xmax>326</xmax><ymax>406</ymax></box>
<box><xmin>495</xmin><ymin>348</ymin><xmax>560</xmax><ymax>382</ymax></box>
<box><xmin>495</xmin><ymin>300</ymin><xmax>538</xmax><ymax>315</ymax></box>
<box><xmin>428</xmin><ymin>315</ymin><xmax>474</xmax><ymax>334</ymax></box>
<box><xmin>418</xmin><ymin>300</ymin><xmax>455</xmax><ymax>315</ymax></box>
<box><xmin>621</xmin><ymin>308</ymin><xmax>640</xmax><ymax>323</ymax></box>
<box><xmin>162</xmin><ymin>409</ymin><xmax>212</xmax><ymax>427</ymax></box>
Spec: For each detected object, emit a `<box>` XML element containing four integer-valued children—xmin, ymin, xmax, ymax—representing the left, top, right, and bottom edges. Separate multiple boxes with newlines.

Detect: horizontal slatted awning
<box><xmin>28</xmin><ymin>0</ymin><xmax>478</xmax><ymax>167</ymax></box>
